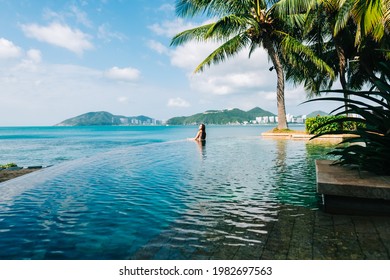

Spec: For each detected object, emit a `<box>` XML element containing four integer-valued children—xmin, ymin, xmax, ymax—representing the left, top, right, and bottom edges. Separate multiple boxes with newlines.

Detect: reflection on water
<box><xmin>0</xmin><ymin>136</ymin><xmax>336</xmax><ymax>259</ymax></box>
<box><xmin>196</xmin><ymin>140</ymin><xmax>206</xmax><ymax>159</ymax></box>
<box><xmin>272</xmin><ymin>139</ymin><xmax>336</xmax><ymax>207</ymax></box>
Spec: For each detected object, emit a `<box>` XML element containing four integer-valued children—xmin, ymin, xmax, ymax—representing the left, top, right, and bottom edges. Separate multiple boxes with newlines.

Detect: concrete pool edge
<box><xmin>316</xmin><ymin>160</ymin><xmax>390</xmax><ymax>215</ymax></box>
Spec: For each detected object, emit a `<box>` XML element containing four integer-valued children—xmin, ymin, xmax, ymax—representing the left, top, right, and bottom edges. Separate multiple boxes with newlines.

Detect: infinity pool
<box><xmin>0</xmin><ymin>136</ymin><xmax>334</xmax><ymax>259</ymax></box>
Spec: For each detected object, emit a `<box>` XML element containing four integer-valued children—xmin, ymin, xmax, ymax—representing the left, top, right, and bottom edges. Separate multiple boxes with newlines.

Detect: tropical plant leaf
<box><xmin>307</xmin><ymin>63</ymin><xmax>390</xmax><ymax>175</ymax></box>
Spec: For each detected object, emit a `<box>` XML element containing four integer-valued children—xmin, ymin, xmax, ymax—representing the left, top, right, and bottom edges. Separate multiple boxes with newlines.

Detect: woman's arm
<box><xmin>194</xmin><ymin>130</ymin><xmax>202</xmax><ymax>141</ymax></box>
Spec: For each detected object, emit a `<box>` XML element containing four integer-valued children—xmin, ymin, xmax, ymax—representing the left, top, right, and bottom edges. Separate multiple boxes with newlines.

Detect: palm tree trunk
<box><xmin>264</xmin><ymin>39</ymin><xmax>288</xmax><ymax>130</ymax></box>
<box><xmin>336</xmin><ymin>46</ymin><xmax>347</xmax><ymax>91</ymax></box>
<box><xmin>334</xmin><ymin>37</ymin><xmax>349</xmax><ymax>112</ymax></box>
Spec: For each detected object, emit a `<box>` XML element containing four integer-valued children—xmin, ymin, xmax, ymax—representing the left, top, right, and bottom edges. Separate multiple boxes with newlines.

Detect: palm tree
<box><xmin>283</xmin><ymin>0</ymin><xmax>389</xmax><ymax>107</ymax></box>
<box><xmin>171</xmin><ymin>0</ymin><xmax>334</xmax><ymax>130</ymax></box>
<box><xmin>332</xmin><ymin>0</ymin><xmax>390</xmax><ymax>77</ymax></box>
<box><xmin>280</xmin><ymin>2</ymin><xmax>342</xmax><ymax>95</ymax></box>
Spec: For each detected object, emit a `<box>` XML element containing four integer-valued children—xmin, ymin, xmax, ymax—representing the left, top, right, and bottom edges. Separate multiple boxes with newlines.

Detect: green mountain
<box><xmin>167</xmin><ymin>107</ymin><xmax>275</xmax><ymax>125</ymax></box>
<box><xmin>306</xmin><ymin>110</ymin><xmax>330</xmax><ymax>118</ymax></box>
<box><xmin>56</xmin><ymin>111</ymin><xmax>159</xmax><ymax>126</ymax></box>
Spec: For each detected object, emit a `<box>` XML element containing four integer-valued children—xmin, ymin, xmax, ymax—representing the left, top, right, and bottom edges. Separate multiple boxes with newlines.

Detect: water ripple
<box><xmin>0</xmin><ymin>137</ymin><xmax>334</xmax><ymax>259</ymax></box>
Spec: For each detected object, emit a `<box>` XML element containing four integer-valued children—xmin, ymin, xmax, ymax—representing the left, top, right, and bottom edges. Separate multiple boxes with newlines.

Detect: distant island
<box><xmin>56</xmin><ymin>111</ymin><xmax>162</xmax><ymax>126</ymax></box>
<box><xmin>167</xmin><ymin>107</ymin><xmax>276</xmax><ymax>125</ymax></box>
<box><xmin>166</xmin><ymin>108</ymin><xmax>330</xmax><ymax>125</ymax></box>
<box><xmin>56</xmin><ymin>109</ymin><xmax>330</xmax><ymax>126</ymax></box>
<box><xmin>306</xmin><ymin>110</ymin><xmax>329</xmax><ymax>118</ymax></box>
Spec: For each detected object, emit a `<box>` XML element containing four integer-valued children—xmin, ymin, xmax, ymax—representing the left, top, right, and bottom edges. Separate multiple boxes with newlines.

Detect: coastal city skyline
<box><xmin>0</xmin><ymin>0</ymin><xmax>336</xmax><ymax>126</ymax></box>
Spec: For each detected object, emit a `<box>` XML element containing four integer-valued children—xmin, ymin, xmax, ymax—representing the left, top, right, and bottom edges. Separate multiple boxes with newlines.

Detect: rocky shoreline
<box><xmin>0</xmin><ymin>167</ymin><xmax>42</xmax><ymax>183</ymax></box>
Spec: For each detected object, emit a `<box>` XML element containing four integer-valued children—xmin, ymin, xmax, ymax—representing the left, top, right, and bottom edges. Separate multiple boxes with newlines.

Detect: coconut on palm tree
<box><xmin>171</xmin><ymin>0</ymin><xmax>334</xmax><ymax>130</ymax></box>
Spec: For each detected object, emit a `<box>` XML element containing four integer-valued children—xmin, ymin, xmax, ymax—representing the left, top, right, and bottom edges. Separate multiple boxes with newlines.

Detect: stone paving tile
<box><xmin>233</xmin><ymin>244</ymin><xmax>263</xmax><ymax>260</ymax></box>
<box><xmin>333</xmin><ymin>234</ymin><xmax>363</xmax><ymax>259</ymax></box>
<box><xmin>315</xmin><ymin>212</ymin><xmax>334</xmax><ymax>227</ymax></box>
<box><xmin>353</xmin><ymin>217</ymin><xmax>378</xmax><ymax>233</ymax></box>
<box><xmin>191</xmin><ymin>245</ymin><xmax>218</xmax><ymax>260</ymax></box>
<box><xmin>372</xmin><ymin>217</ymin><xmax>390</xmax><ymax>257</ymax></box>
<box><xmin>261</xmin><ymin>208</ymin><xmax>294</xmax><ymax>259</ymax></box>
<box><xmin>287</xmin><ymin>210</ymin><xmax>314</xmax><ymax>260</ymax></box>
<box><xmin>131</xmin><ymin>204</ymin><xmax>390</xmax><ymax>260</ymax></box>
<box><xmin>312</xmin><ymin>227</ymin><xmax>339</xmax><ymax>259</ymax></box>
<box><xmin>356</xmin><ymin>232</ymin><xmax>389</xmax><ymax>259</ymax></box>
<box><xmin>332</xmin><ymin>215</ymin><xmax>364</xmax><ymax>259</ymax></box>
<box><xmin>312</xmin><ymin>212</ymin><xmax>339</xmax><ymax>259</ymax></box>
<box><xmin>232</xmin><ymin>222</ymin><xmax>273</xmax><ymax>260</ymax></box>
<box><xmin>209</xmin><ymin>244</ymin><xmax>240</xmax><ymax>260</ymax></box>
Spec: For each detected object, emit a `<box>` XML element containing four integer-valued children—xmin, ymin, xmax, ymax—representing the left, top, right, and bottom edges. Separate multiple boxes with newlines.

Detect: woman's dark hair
<box><xmin>200</xmin><ymin>124</ymin><xmax>206</xmax><ymax>140</ymax></box>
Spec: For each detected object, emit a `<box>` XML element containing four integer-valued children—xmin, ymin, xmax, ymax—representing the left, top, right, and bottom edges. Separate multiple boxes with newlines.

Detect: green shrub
<box><xmin>306</xmin><ymin>116</ymin><xmax>340</xmax><ymax>134</ymax></box>
<box><xmin>305</xmin><ymin>116</ymin><xmax>363</xmax><ymax>134</ymax></box>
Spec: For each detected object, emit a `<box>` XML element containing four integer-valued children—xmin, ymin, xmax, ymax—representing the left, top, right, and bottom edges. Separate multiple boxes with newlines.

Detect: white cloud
<box><xmin>98</xmin><ymin>23</ymin><xmax>127</xmax><ymax>42</ymax></box>
<box><xmin>0</xmin><ymin>38</ymin><xmax>22</xmax><ymax>59</ymax></box>
<box><xmin>21</xmin><ymin>22</ymin><xmax>93</xmax><ymax>55</ymax></box>
<box><xmin>169</xmin><ymin>39</ymin><xmax>276</xmax><ymax>96</ymax></box>
<box><xmin>167</xmin><ymin>97</ymin><xmax>191</xmax><ymax>108</ymax></box>
<box><xmin>158</xmin><ymin>4</ymin><xmax>175</xmax><ymax>13</ymax></box>
<box><xmin>26</xmin><ymin>49</ymin><xmax>42</xmax><ymax>63</ymax></box>
<box><xmin>43</xmin><ymin>6</ymin><xmax>93</xmax><ymax>28</ymax></box>
<box><xmin>105</xmin><ymin>66</ymin><xmax>141</xmax><ymax>82</ymax></box>
<box><xmin>147</xmin><ymin>40</ymin><xmax>169</xmax><ymax>55</ymax></box>
<box><xmin>43</xmin><ymin>8</ymin><xmax>64</xmax><ymax>22</ymax></box>
<box><xmin>170</xmin><ymin>41</ymin><xmax>216</xmax><ymax>70</ymax></box>
<box><xmin>149</xmin><ymin>18</ymin><xmax>196</xmax><ymax>38</ymax></box>
<box><xmin>0</xmin><ymin>61</ymin><xmax>145</xmax><ymax>125</ymax></box>
<box><xmin>191</xmin><ymin>68</ymin><xmax>274</xmax><ymax>95</ymax></box>
<box><xmin>70</xmin><ymin>5</ymin><xmax>93</xmax><ymax>28</ymax></box>
<box><xmin>15</xmin><ymin>49</ymin><xmax>43</xmax><ymax>71</ymax></box>
<box><xmin>117</xmin><ymin>96</ymin><xmax>129</xmax><ymax>103</ymax></box>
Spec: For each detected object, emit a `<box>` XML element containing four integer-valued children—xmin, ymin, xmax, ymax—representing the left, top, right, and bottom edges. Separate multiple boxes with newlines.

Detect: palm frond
<box><xmin>175</xmin><ymin>0</ymin><xmax>212</xmax><ymax>17</ymax></box>
<box><xmin>176</xmin><ymin>0</ymin><xmax>255</xmax><ymax>18</ymax></box>
<box><xmin>333</xmin><ymin>0</ymin><xmax>354</xmax><ymax>36</ymax></box>
<box><xmin>351</xmin><ymin>0</ymin><xmax>386</xmax><ymax>43</ymax></box>
<box><xmin>170</xmin><ymin>23</ymin><xmax>215</xmax><ymax>46</ymax></box>
<box><xmin>274</xmin><ymin>0</ymin><xmax>315</xmax><ymax>20</ymax></box>
<box><xmin>205</xmin><ymin>14</ymin><xmax>251</xmax><ymax>40</ymax></box>
<box><xmin>280</xmin><ymin>34</ymin><xmax>335</xmax><ymax>79</ymax></box>
<box><xmin>195</xmin><ymin>33</ymin><xmax>250</xmax><ymax>72</ymax></box>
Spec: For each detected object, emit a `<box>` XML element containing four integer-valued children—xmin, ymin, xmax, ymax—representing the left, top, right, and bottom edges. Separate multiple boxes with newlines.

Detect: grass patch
<box><xmin>269</xmin><ymin>128</ymin><xmax>307</xmax><ymax>134</ymax></box>
<box><xmin>0</xmin><ymin>163</ymin><xmax>18</xmax><ymax>169</ymax></box>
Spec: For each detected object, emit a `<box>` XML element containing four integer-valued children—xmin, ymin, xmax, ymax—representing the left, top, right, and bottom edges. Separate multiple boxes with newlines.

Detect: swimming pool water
<box><xmin>0</xmin><ymin>126</ymin><xmax>335</xmax><ymax>259</ymax></box>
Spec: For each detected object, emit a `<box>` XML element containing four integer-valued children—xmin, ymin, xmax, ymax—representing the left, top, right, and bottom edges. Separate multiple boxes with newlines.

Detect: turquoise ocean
<box><xmin>0</xmin><ymin>125</ymin><xmax>334</xmax><ymax>259</ymax></box>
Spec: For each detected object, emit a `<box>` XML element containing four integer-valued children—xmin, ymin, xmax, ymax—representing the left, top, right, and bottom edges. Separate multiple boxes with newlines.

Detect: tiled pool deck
<box><xmin>254</xmin><ymin>206</ymin><xmax>390</xmax><ymax>260</ymax></box>
<box><xmin>134</xmin><ymin>205</ymin><xmax>390</xmax><ymax>260</ymax></box>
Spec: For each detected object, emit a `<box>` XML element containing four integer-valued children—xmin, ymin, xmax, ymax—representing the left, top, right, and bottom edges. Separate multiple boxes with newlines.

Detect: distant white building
<box><xmin>286</xmin><ymin>113</ymin><xmax>294</xmax><ymax>123</ymax></box>
<box><xmin>120</xmin><ymin>118</ymin><xmax>128</xmax><ymax>124</ymax></box>
<box><xmin>285</xmin><ymin>113</ymin><xmax>307</xmax><ymax>124</ymax></box>
<box><xmin>246</xmin><ymin>114</ymin><xmax>311</xmax><ymax>124</ymax></box>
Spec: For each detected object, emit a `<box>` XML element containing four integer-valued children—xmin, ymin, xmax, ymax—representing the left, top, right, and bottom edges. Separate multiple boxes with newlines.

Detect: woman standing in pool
<box><xmin>193</xmin><ymin>124</ymin><xmax>206</xmax><ymax>141</ymax></box>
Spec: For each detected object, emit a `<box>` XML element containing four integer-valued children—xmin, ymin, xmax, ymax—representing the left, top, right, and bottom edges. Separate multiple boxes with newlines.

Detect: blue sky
<box><xmin>0</xmin><ymin>0</ymin><xmax>331</xmax><ymax>126</ymax></box>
